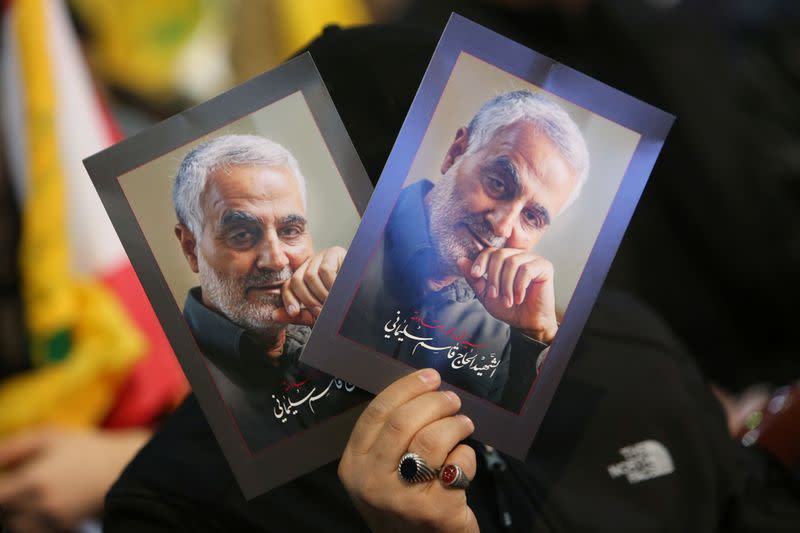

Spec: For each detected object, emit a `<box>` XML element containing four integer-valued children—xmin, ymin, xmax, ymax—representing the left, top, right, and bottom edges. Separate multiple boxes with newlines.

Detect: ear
<box><xmin>441</xmin><ymin>127</ymin><xmax>470</xmax><ymax>175</ymax></box>
<box><xmin>175</xmin><ymin>223</ymin><xmax>200</xmax><ymax>273</ymax></box>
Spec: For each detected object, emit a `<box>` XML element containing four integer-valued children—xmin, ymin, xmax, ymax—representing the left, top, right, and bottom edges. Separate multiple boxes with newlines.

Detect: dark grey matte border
<box><xmin>301</xmin><ymin>14</ymin><xmax>674</xmax><ymax>459</ymax></box>
<box><xmin>83</xmin><ymin>53</ymin><xmax>372</xmax><ymax>499</ymax></box>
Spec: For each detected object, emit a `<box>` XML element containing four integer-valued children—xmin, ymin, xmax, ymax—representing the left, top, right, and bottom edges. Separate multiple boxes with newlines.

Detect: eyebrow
<box><xmin>492</xmin><ymin>157</ymin><xmax>521</xmax><ymax>190</ymax></box>
<box><xmin>489</xmin><ymin>158</ymin><xmax>552</xmax><ymax>227</ymax></box>
<box><xmin>220</xmin><ymin>210</ymin><xmax>260</xmax><ymax>228</ymax></box>
<box><xmin>279</xmin><ymin>214</ymin><xmax>307</xmax><ymax>226</ymax></box>
<box><xmin>530</xmin><ymin>203</ymin><xmax>551</xmax><ymax>227</ymax></box>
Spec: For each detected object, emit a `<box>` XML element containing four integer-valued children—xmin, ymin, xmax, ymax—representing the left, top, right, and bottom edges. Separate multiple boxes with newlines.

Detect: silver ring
<box><xmin>398</xmin><ymin>452</ymin><xmax>438</xmax><ymax>483</ymax></box>
<box><xmin>439</xmin><ymin>463</ymin><xmax>470</xmax><ymax>490</ymax></box>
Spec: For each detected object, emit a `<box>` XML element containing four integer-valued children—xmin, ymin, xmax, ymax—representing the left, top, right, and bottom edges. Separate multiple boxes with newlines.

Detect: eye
<box><xmin>226</xmin><ymin>228</ymin><xmax>257</xmax><ymax>248</ymax></box>
<box><xmin>522</xmin><ymin>209</ymin><xmax>543</xmax><ymax>229</ymax></box>
<box><xmin>279</xmin><ymin>225</ymin><xmax>304</xmax><ymax>239</ymax></box>
<box><xmin>484</xmin><ymin>176</ymin><xmax>507</xmax><ymax>196</ymax></box>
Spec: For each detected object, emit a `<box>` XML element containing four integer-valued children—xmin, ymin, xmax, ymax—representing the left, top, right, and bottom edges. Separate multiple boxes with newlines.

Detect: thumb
<box><xmin>271</xmin><ymin>308</ymin><xmax>315</xmax><ymax>327</ymax></box>
<box><xmin>456</xmin><ymin>258</ymin><xmax>486</xmax><ymax>297</ymax></box>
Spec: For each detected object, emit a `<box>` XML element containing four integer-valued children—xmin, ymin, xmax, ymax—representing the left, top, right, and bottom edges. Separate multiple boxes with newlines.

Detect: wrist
<box><xmin>521</xmin><ymin>321</ymin><xmax>557</xmax><ymax>344</ymax></box>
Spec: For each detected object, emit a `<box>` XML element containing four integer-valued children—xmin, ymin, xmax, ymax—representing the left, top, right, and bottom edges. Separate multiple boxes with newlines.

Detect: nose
<box><xmin>255</xmin><ymin>233</ymin><xmax>290</xmax><ymax>271</ymax></box>
<box><xmin>485</xmin><ymin>204</ymin><xmax>518</xmax><ymax>240</ymax></box>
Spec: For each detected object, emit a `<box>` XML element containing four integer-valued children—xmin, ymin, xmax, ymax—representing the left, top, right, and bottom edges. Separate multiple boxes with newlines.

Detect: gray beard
<box><xmin>427</xmin><ymin>164</ymin><xmax>505</xmax><ymax>276</ymax></box>
<box><xmin>197</xmin><ymin>249</ymin><xmax>291</xmax><ymax>335</ymax></box>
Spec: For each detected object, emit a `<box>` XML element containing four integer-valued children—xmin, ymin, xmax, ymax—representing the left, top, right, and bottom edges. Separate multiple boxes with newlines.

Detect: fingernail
<box><xmin>471</xmin><ymin>265</ymin><xmax>481</xmax><ymax>277</ymax></box>
<box><xmin>505</xmin><ymin>296</ymin><xmax>513</xmax><ymax>308</ymax></box>
<box><xmin>458</xmin><ymin>414</ymin><xmax>474</xmax><ymax>431</ymax></box>
<box><xmin>443</xmin><ymin>390</ymin><xmax>460</xmax><ymax>404</ymax></box>
<box><xmin>313</xmin><ymin>306</ymin><xmax>322</xmax><ymax>315</ymax></box>
<box><xmin>418</xmin><ymin>368</ymin><xmax>439</xmax><ymax>385</ymax></box>
<box><xmin>488</xmin><ymin>285</ymin><xmax>498</xmax><ymax>299</ymax></box>
<box><xmin>288</xmin><ymin>304</ymin><xmax>298</xmax><ymax>316</ymax></box>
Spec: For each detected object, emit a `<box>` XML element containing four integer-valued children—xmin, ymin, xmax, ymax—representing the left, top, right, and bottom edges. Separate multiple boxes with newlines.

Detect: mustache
<box><xmin>243</xmin><ymin>267</ymin><xmax>292</xmax><ymax>289</ymax></box>
<box><xmin>463</xmin><ymin>215</ymin><xmax>505</xmax><ymax>248</ymax></box>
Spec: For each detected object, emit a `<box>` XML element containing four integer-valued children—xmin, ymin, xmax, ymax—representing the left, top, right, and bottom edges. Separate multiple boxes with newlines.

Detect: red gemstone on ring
<box><xmin>441</xmin><ymin>464</ymin><xmax>458</xmax><ymax>485</ymax></box>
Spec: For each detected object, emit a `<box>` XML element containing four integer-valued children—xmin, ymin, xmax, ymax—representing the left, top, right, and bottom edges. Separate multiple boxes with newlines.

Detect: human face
<box><xmin>427</xmin><ymin>121</ymin><xmax>577</xmax><ymax>275</ymax></box>
<box><xmin>195</xmin><ymin>164</ymin><xmax>312</xmax><ymax>332</ymax></box>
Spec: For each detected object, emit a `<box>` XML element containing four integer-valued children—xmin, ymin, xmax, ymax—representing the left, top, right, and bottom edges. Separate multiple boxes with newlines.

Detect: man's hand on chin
<box><xmin>271</xmin><ymin>246</ymin><xmax>347</xmax><ymax>327</ymax></box>
<box><xmin>457</xmin><ymin>248</ymin><xmax>558</xmax><ymax>344</ymax></box>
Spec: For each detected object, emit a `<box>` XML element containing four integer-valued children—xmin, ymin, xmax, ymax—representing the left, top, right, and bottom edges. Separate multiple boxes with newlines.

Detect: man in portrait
<box><xmin>173</xmin><ymin>134</ymin><xmax>364</xmax><ymax>451</ymax></box>
<box><xmin>340</xmin><ymin>91</ymin><xmax>589</xmax><ymax>411</ymax></box>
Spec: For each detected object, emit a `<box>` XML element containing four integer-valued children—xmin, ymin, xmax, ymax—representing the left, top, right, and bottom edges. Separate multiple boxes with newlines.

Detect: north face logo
<box><xmin>607</xmin><ymin>440</ymin><xmax>675</xmax><ymax>483</ymax></box>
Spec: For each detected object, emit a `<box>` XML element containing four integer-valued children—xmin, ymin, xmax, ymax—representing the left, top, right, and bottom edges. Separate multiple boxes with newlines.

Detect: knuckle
<box><xmin>319</xmin><ymin>263</ymin><xmax>336</xmax><ymax>278</ymax></box>
<box><xmin>362</xmin><ymin>397</ymin><xmax>391</xmax><ymax>425</ymax></box>
<box><xmin>289</xmin><ymin>275</ymin><xmax>303</xmax><ymax>291</ymax></box>
<box><xmin>337</xmin><ymin>458</ymin><xmax>355</xmax><ymax>488</ymax></box>
<box><xmin>384</xmin><ymin>414</ymin><xmax>408</xmax><ymax>436</ymax></box>
<box><xmin>409</xmin><ymin>428</ymin><xmax>437</xmax><ymax>459</ymax></box>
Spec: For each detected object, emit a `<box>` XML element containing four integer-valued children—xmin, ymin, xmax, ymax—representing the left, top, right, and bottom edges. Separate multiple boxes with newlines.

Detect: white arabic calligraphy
<box><xmin>383</xmin><ymin>310</ymin><xmax>500</xmax><ymax>378</ymax></box>
<box><xmin>271</xmin><ymin>378</ymin><xmax>356</xmax><ymax>422</ymax></box>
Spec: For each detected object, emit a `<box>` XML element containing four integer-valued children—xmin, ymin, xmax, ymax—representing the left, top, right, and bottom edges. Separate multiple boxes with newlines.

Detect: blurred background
<box><xmin>0</xmin><ymin>0</ymin><xmax>798</xmax><ymax>531</ymax></box>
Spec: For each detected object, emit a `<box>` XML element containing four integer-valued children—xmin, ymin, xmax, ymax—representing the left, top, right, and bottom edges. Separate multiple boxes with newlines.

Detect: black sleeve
<box><xmin>498</xmin><ymin>330</ymin><xmax>547</xmax><ymax>412</ymax></box>
<box><xmin>104</xmin><ymin>488</ymin><xmax>212</xmax><ymax>533</ymax></box>
<box><xmin>103</xmin><ymin>395</ymin><xmax>371</xmax><ymax>533</ymax></box>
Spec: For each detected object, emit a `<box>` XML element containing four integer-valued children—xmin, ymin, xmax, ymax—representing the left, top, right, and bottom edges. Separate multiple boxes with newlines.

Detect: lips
<box><xmin>463</xmin><ymin>225</ymin><xmax>493</xmax><ymax>251</ymax></box>
<box><xmin>246</xmin><ymin>281</ymin><xmax>285</xmax><ymax>295</ymax></box>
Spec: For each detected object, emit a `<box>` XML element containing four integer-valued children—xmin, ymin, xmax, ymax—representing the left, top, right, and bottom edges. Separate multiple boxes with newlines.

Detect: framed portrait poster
<box><xmin>84</xmin><ymin>53</ymin><xmax>373</xmax><ymax>498</ymax></box>
<box><xmin>301</xmin><ymin>15</ymin><xmax>674</xmax><ymax>459</ymax></box>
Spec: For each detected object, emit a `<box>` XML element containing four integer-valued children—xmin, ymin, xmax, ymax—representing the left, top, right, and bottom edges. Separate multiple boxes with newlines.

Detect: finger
<box><xmin>302</xmin><ymin>253</ymin><xmax>329</xmax><ymax>305</ymax></box>
<box><xmin>0</xmin><ymin>470</ymin><xmax>34</xmax><ymax>505</ymax></box>
<box><xmin>271</xmin><ymin>307</ymin><xmax>315</xmax><ymax>326</ymax></box>
<box><xmin>516</xmin><ymin>258</ymin><xmax>553</xmax><ymax>304</ymax></box>
<box><xmin>319</xmin><ymin>247</ymin><xmax>344</xmax><ymax>290</ymax></box>
<box><xmin>281</xmin><ymin>276</ymin><xmax>302</xmax><ymax>318</ymax></box>
<box><xmin>457</xmin><ymin>258</ymin><xmax>487</xmax><ymax>297</ymax></box>
<box><xmin>0</xmin><ymin>429</ymin><xmax>52</xmax><ymax>468</ymax></box>
<box><xmin>370</xmin><ymin>389</ymin><xmax>462</xmax><ymax>467</ymax></box>
<box><xmin>468</xmin><ymin>248</ymin><xmax>494</xmax><ymax>278</ymax></box>
<box><xmin>500</xmin><ymin>253</ymin><xmax>529</xmax><ymax>308</ymax></box>
<box><xmin>406</xmin><ymin>413</ymin><xmax>474</xmax><ymax>469</ymax></box>
<box><xmin>346</xmin><ymin>369</ymin><xmax>441</xmax><ymax>455</ymax></box>
<box><xmin>289</xmin><ymin>267</ymin><xmax>323</xmax><ymax>314</ymax></box>
<box><xmin>441</xmin><ymin>443</ymin><xmax>477</xmax><ymax>482</ymax></box>
<box><xmin>513</xmin><ymin>264</ymin><xmax>534</xmax><ymax>306</ymax></box>
<box><xmin>485</xmin><ymin>249</ymin><xmax>518</xmax><ymax>302</ymax></box>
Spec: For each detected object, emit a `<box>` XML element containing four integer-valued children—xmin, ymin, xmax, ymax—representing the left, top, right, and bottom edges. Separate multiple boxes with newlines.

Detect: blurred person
<box><xmin>341</xmin><ymin>91</ymin><xmax>588</xmax><ymax>409</ymax></box>
<box><xmin>171</xmin><ymin>134</ymin><xmax>366</xmax><ymax>451</ymax></box>
<box><xmin>102</xmin><ymin>23</ymin><xmax>799</xmax><ymax>532</ymax></box>
<box><xmin>0</xmin><ymin>1</ymin><xmax>185</xmax><ymax>531</ymax></box>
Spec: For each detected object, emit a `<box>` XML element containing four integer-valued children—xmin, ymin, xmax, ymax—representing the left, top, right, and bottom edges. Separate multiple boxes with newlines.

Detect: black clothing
<box><xmin>307</xmin><ymin>6</ymin><xmax>800</xmax><ymax>390</ymax></box>
<box><xmin>104</xmin><ymin>20</ymin><xmax>800</xmax><ymax>532</ymax></box>
<box><xmin>339</xmin><ymin>180</ymin><xmax>546</xmax><ymax>409</ymax></box>
<box><xmin>105</xmin><ymin>290</ymin><xmax>800</xmax><ymax>531</ymax></box>
<box><xmin>183</xmin><ymin>287</ymin><xmax>365</xmax><ymax>452</ymax></box>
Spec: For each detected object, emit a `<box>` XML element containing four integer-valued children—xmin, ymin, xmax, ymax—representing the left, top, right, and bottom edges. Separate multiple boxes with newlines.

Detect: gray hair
<box><xmin>466</xmin><ymin>90</ymin><xmax>589</xmax><ymax>212</ymax></box>
<box><xmin>172</xmin><ymin>134</ymin><xmax>307</xmax><ymax>237</ymax></box>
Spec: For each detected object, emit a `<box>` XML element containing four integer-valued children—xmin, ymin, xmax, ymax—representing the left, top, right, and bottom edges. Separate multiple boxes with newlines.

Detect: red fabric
<box><xmin>93</xmin><ymin>88</ymin><xmax>187</xmax><ymax>428</ymax></box>
<box><xmin>96</xmin><ymin>87</ymin><xmax>125</xmax><ymax>144</ymax></box>
<box><xmin>100</xmin><ymin>263</ymin><xmax>187</xmax><ymax>428</ymax></box>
